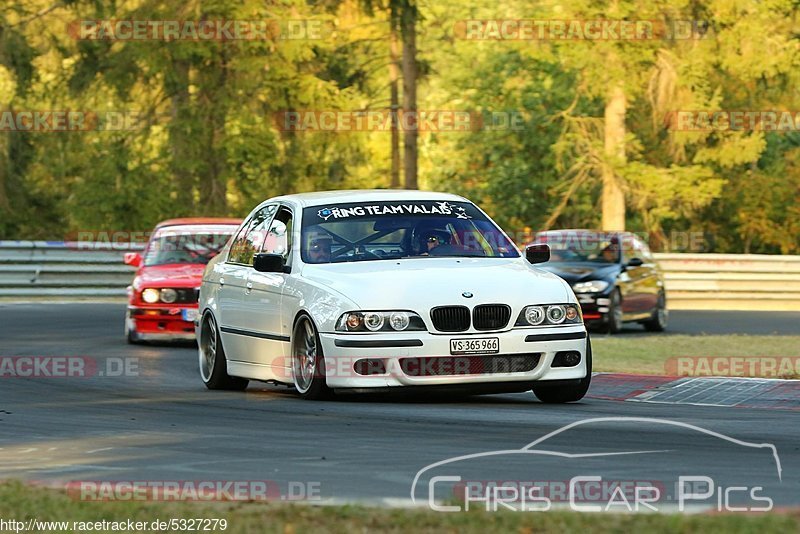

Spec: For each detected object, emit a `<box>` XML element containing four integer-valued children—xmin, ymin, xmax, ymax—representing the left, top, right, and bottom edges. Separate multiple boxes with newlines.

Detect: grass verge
<box><xmin>591</xmin><ymin>334</ymin><xmax>800</xmax><ymax>377</ymax></box>
<box><xmin>0</xmin><ymin>481</ymin><xmax>798</xmax><ymax>533</ymax></box>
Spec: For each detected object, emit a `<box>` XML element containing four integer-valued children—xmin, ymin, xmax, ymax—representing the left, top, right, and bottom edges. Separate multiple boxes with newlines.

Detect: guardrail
<box><xmin>0</xmin><ymin>241</ymin><xmax>140</xmax><ymax>298</ymax></box>
<box><xmin>0</xmin><ymin>242</ymin><xmax>798</xmax><ymax>310</ymax></box>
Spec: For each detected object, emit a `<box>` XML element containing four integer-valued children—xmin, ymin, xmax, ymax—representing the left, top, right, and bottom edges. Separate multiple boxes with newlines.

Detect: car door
<box><xmin>218</xmin><ymin>205</ymin><xmax>277</xmax><ymax>362</ymax></box>
<box><xmin>240</xmin><ymin>205</ymin><xmax>293</xmax><ymax>377</ymax></box>
<box><xmin>635</xmin><ymin>237</ymin><xmax>660</xmax><ymax>314</ymax></box>
<box><xmin>620</xmin><ymin>234</ymin><xmax>650</xmax><ymax>315</ymax></box>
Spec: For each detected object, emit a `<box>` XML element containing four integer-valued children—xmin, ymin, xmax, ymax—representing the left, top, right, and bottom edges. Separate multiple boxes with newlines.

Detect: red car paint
<box><xmin>124</xmin><ymin>218</ymin><xmax>241</xmax><ymax>342</ymax></box>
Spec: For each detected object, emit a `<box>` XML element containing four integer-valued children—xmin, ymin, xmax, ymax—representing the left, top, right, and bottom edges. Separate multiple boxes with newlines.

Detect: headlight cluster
<box><xmin>515</xmin><ymin>304</ymin><xmax>582</xmax><ymax>326</ymax></box>
<box><xmin>336</xmin><ymin>311</ymin><xmax>426</xmax><ymax>332</ymax></box>
<box><xmin>572</xmin><ymin>280</ymin><xmax>609</xmax><ymax>293</ymax></box>
<box><xmin>141</xmin><ymin>288</ymin><xmax>178</xmax><ymax>304</ymax></box>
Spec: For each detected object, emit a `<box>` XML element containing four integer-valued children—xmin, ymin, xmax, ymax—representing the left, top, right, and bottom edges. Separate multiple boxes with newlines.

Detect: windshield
<box><xmin>144</xmin><ymin>227</ymin><xmax>236</xmax><ymax>266</ymax></box>
<box><xmin>301</xmin><ymin>200</ymin><xmax>519</xmax><ymax>264</ymax></box>
<box><xmin>538</xmin><ymin>234</ymin><xmax>621</xmax><ymax>264</ymax></box>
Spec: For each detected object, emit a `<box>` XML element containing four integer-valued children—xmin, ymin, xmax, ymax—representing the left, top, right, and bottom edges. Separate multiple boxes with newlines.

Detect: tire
<box><xmin>199</xmin><ymin>313</ymin><xmax>249</xmax><ymax>391</ymax></box>
<box><xmin>605</xmin><ymin>289</ymin><xmax>623</xmax><ymax>334</ymax></box>
<box><xmin>292</xmin><ymin>314</ymin><xmax>333</xmax><ymax>400</ymax></box>
<box><xmin>124</xmin><ymin>310</ymin><xmax>143</xmax><ymax>345</ymax></box>
<box><xmin>642</xmin><ymin>292</ymin><xmax>668</xmax><ymax>332</ymax></box>
<box><xmin>533</xmin><ymin>336</ymin><xmax>592</xmax><ymax>403</ymax></box>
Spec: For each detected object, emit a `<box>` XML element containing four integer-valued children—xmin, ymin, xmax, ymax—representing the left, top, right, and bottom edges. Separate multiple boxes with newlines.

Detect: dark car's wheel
<box><xmin>605</xmin><ymin>289</ymin><xmax>623</xmax><ymax>334</ymax></box>
<box><xmin>292</xmin><ymin>315</ymin><xmax>333</xmax><ymax>401</ymax></box>
<box><xmin>124</xmin><ymin>310</ymin><xmax>143</xmax><ymax>344</ymax></box>
<box><xmin>533</xmin><ymin>336</ymin><xmax>593</xmax><ymax>403</ymax></box>
<box><xmin>642</xmin><ymin>292</ymin><xmax>668</xmax><ymax>332</ymax></box>
<box><xmin>199</xmin><ymin>313</ymin><xmax>248</xmax><ymax>391</ymax></box>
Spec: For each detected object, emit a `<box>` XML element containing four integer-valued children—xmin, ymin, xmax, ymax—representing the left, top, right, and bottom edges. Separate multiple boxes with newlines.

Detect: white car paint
<box><xmin>197</xmin><ymin>190</ymin><xmax>589</xmax><ymax>393</ymax></box>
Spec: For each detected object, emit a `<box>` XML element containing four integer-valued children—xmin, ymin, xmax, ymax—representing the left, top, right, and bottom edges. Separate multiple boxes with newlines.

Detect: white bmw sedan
<box><xmin>196</xmin><ymin>190</ymin><xmax>591</xmax><ymax>402</ymax></box>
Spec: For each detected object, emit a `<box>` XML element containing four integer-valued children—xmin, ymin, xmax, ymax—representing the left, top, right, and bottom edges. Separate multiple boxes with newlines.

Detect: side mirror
<box><xmin>123</xmin><ymin>252</ymin><xmax>142</xmax><ymax>267</ymax></box>
<box><xmin>525</xmin><ymin>243</ymin><xmax>550</xmax><ymax>264</ymax></box>
<box><xmin>253</xmin><ymin>253</ymin><xmax>285</xmax><ymax>273</ymax></box>
<box><xmin>627</xmin><ymin>257</ymin><xmax>644</xmax><ymax>267</ymax></box>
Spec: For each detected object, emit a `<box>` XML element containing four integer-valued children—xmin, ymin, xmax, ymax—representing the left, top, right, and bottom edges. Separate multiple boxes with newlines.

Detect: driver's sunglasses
<box><xmin>427</xmin><ymin>236</ymin><xmax>440</xmax><ymax>243</ymax></box>
<box><xmin>309</xmin><ymin>242</ymin><xmax>326</xmax><ymax>252</ymax></box>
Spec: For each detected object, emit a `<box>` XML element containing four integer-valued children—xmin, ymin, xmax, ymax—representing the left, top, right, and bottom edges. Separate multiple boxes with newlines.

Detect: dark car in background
<box><xmin>531</xmin><ymin>230</ymin><xmax>668</xmax><ymax>333</ymax></box>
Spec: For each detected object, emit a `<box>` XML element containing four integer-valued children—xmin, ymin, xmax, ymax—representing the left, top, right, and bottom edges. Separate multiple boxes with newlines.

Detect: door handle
<box><xmin>245</xmin><ymin>282</ymin><xmax>253</xmax><ymax>293</ymax></box>
<box><xmin>219</xmin><ymin>277</ymin><xmax>225</xmax><ymax>286</ymax></box>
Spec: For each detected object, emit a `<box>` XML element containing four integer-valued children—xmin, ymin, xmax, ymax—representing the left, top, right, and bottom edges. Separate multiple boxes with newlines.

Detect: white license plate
<box><xmin>450</xmin><ymin>337</ymin><xmax>499</xmax><ymax>355</ymax></box>
<box><xmin>182</xmin><ymin>308</ymin><xmax>198</xmax><ymax>322</ymax></box>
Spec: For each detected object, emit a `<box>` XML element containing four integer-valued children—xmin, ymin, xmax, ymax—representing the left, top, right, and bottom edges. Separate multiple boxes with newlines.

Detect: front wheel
<box><xmin>605</xmin><ymin>289</ymin><xmax>623</xmax><ymax>334</ymax></box>
<box><xmin>533</xmin><ymin>336</ymin><xmax>592</xmax><ymax>403</ymax></box>
<box><xmin>199</xmin><ymin>313</ymin><xmax>248</xmax><ymax>391</ymax></box>
<box><xmin>292</xmin><ymin>315</ymin><xmax>333</xmax><ymax>400</ymax></box>
<box><xmin>124</xmin><ymin>310</ymin><xmax>142</xmax><ymax>344</ymax></box>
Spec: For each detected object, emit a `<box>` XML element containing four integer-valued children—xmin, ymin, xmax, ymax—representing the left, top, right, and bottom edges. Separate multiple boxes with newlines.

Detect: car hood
<box><xmin>537</xmin><ymin>262</ymin><xmax>621</xmax><ymax>285</ymax></box>
<box><xmin>300</xmin><ymin>258</ymin><xmax>571</xmax><ymax>309</ymax></box>
<box><xmin>134</xmin><ymin>263</ymin><xmax>206</xmax><ymax>289</ymax></box>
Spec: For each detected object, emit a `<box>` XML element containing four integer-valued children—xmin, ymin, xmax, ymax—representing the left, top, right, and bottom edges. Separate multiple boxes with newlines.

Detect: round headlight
<box><xmin>524</xmin><ymin>306</ymin><xmax>545</xmax><ymax>326</ymax></box>
<box><xmin>363</xmin><ymin>312</ymin><xmax>385</xmax><ymax>331</ymax></box>
<box><xmin>346</xmin><ymin>313</ymin><xmax>362</xmax><ymax>330</ymax></box>
<box><xmin>547</xmin><ymin>305</ymin><xmax>566</xmax><ymax>324</ymax></box>
<box><xmin>160</xmin><ymin>288</ymin><xmax>177</xmax><ymax>304</ymax></box>
<box><xmin>389</xmin><ymin>312</ymin><xmax>410</xmax><ymax>331</ymax></box>
<box><xmin>141</xmin><ymin>288</ymin><xmax>160</xmax><ymax>304</ymax></box>
<box><xmin>565</xmin><ymin>305</ymin><xmax>579</xmax><ymax>321</ymax></box>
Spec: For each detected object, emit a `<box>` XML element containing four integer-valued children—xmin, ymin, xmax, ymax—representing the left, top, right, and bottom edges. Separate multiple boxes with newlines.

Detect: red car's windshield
<box><xmin>144</xmin><ymin>227</ymin><xmax>236</xmax><ymax>266</ymax></box>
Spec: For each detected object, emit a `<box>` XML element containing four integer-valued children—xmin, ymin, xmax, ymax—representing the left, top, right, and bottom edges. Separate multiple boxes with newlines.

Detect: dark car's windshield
<box><xmin>301</xmin><ymin>200</ymin><xmax>519</xmax><ymax>264</ymax></box>
<box><xmin>144</xmin><ymin>227</ymin><xmax>236</xmax><ymax>266</ymax></box>
<box><xmin>538</xmin><ymin>235</ymin><xmax>620</xmax><ymax>264</ymax></box>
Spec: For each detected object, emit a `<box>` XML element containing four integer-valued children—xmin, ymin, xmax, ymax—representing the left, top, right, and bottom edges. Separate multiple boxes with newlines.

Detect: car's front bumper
<box><xmin>317</xmin><ymin>325</ymin><xmax>588</xmax><ymax>389</ymax></box>
<box><xmin>127</xmin><ymin>305</ymin><xmax>199</xmax><ymax>340</ymax></box>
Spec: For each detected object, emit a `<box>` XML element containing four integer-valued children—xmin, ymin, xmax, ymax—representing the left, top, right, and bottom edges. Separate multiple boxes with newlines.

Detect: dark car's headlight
<box><xmin>572</xmin><ymin>280</ymin><xmax>609</xmax><ymax>293</ymax></box>
<box><xmin>336</xmin><ymin>311</ymin><xmax>427</xmax><ymax>332</ymax></box>
<box><xmin>515</xmin><ymin>304</ymin><xmax>582</xmax><ymax>326</ymax></box>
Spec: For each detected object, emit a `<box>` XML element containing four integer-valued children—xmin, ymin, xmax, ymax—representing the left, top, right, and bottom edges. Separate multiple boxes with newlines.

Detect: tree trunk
<box><xmin>602</xmin><ymin>84</ymin><xmax>626</xmax><ymax>231</ymax></box>
<box><xmin>389</xmin><ymin>7</ymin><xmax>401</xmax><ymax>189</ymax></box>
<box><xmin>168</xmin><ymin>59</ymin><xmax>194</xmax><ymax>215</ymax></box>
<box><xmin>400</xmin><ymin>2</ymin><xmax>418</xmax><ymax>190</ymax></box>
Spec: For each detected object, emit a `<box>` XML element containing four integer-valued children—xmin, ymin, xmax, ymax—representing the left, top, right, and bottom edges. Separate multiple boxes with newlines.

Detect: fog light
<box><xmin>354</xmin><ymin>359</ymin><xmax>387</xmax><ymax>376</ymax></box>
<box><xmin>552</xmin><ymin>351</ymin><xmax>582</xmax><ymax>367</ymax></box>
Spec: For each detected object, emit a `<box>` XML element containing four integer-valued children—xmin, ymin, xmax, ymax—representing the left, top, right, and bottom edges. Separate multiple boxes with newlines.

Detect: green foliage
<box><xmin>0</xmin><ymin>0</ymin><xmax>798</xmax><ymax>252</ymax></box>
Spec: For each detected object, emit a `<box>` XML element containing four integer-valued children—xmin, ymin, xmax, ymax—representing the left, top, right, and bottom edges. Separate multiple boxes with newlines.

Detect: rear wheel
<box><xmin>292</xmin><ymin>315</ymin><xmax>333</xmax><ymax>400</ymax></box>
<box><xmin>199</xmin><ymin>313</ymin><xmax>248</xmax><ymax>391</ymax></box>
<box><xmin>605</xmin><ymin>289</ymin><xmax>623</xmax><ymax>334</ymax></box>
<box><xmin>533</xmin><ymin>336</ymin><xmax>592</xmax><ymax>403</ymax></box>
<box><xmin>642</xmin><ymin>292</ymin><xmax>668</xmax><ymax>332</ymax></box>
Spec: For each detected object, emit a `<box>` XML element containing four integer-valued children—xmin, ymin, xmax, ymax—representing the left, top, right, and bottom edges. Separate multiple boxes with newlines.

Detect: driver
<box><xmin>418</xmin><ymin>229</ymin><xmax>451</xmax><ymax>255</ymax></box>
<box><xmin>600</xmin><ymin>238</ymin><xmax>620</xmax><ymax>263</ymax></box>
<box><xmin>305</xmin><ymin>230</ymin><xmax>333</xmax><ymax>264</ymax></box>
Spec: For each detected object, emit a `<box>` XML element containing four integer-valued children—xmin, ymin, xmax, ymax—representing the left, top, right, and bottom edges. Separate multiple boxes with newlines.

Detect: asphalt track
<box><xmin>1</xmin><ymin>303</ymin><xmax>798</xmax><ymax>510</ymax></box>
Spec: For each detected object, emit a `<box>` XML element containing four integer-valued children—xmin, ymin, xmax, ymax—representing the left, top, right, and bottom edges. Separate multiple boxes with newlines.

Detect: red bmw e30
<box><xmin>123</xmin><ymin>218</ymin><xmax>241</xmax><ymax>343</ymax></box>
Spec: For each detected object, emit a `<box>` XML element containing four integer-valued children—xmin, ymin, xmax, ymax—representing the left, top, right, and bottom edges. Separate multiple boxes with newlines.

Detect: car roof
<box><xmin>268</xmin><ymin>189</ymin><xmax>468</xmax><ymax>208</ymax></box>
<box><xmin>154</xmin><ymin>218</ymin><xmax>242</xmax><ymax>229</ymax></box>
